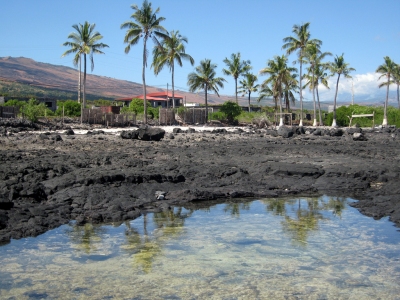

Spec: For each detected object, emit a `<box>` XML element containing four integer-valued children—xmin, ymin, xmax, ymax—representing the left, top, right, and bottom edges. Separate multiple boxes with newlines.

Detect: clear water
<box><xmin>1</xmin><ymin>196</ymin><xmax>400</xmax><ymax>299</ymax></box>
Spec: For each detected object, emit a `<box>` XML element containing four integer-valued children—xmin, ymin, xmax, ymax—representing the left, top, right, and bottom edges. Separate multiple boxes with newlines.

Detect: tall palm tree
<box><xmin>121</xmin><ymin>0</ymin><xmax>168</xmax><ymax>124</ymax></box>
<box><xmin>62</xmin><ymin>22</ymin><xmax>108</xmax><ymax>109</ymax></box>
<box><xmin>393</xmin><ymin>64</ymin><xmax>400</xmax><ymax>110</ymax></box>
<box><xmin>304</xmin><ymin>63</ymin><xmax>330</xmax><ymax>125</ymax></box>
<box><xmin>152</xmin><ymin>30</ymin><xmax>194</xmax><ymax>109</ymax></box>
<box><xmin>329</xmin><ymin>54</ymin><xmax>355</xmax><ymax>127</ymax></box>
<box><xmin>282</xmin><ymin>72</ymin><xmax>299</xmax><ymax>112</ymax></box>
<box><xmin>376</xmin><ymin>56</ymin><xmax>397</xmax><ymax>126</ymax></box>
<box><xmin>260</xmin><ymin>55</ymin><xmax>297</xmax><ymax>127</ymax></box>
<box><xmin>282</xmin><ymin>22</ymin><xmax>322</xmax><ymax>127</ymax></box>
<box><xmin>257</xmin><ymin>82</ymin><xmax>277</xmax><ymax>109</ymax></box>
<box><xmin>222</xmin><ymin>53</ymin><xmax>252</xmax><ymax>104</ymax></box>
<box><xmin>187</xmin><ymin>59</ymin><xmax>226</xmax><ymax>123</ymax></box>
<box><xmin>62</xmin><ymin>43</ymin><xmax>82</xmax><ymax>103</ymax></box>
<box><xmin>304</xmin><ymin>43</ymin><xmax>331</xmax><ymax>126</ymax></box>
<box><xmin>238</xmin><ymin>73</ymin><xmax>259</xmax><ymax>112</ymax></box>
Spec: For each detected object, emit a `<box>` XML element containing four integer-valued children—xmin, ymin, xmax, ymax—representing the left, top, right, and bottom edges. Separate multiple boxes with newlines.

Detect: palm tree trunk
<box><xmin>172</xmin><ymin>63</ymin><xmax>175</xmax><ymax>109</ymax></box>
<box><xmin>312</xmin><ymin>70</ymin><xmax>317</xmax><ymax>126</ymax></box>
<box><xmin>83</xmin><ymin>54</ymin><xmax>87</xmax><ymax>109</ymax></box>
<box><xmin>248</xmin><ymin>91</ymin><xmax>251</xmax><ymax>112</ymax></box>
<box><xmin>383</xmin><ymin>74</ymin><xmax>389</xmax><ymax>126</ymax></box>
<box><xmin>205</xmin><ymin>87</ymin><xmax>208</xmax><ymax>123</ymax></box>
<box><xmin>142</xmin><ymin>38</ymin><xmax>148</xmax><ymax>124</ymax></box>
<box><xmin>397</xmin><ymin>83</ymin><xmax>399</xmax><ymax>110</ymax></box>
<box><xmin>279</xmin><ymin>90</ymin><xmax>283</xmax><ymax>127</ymax></box>
<box><xmin>299</xmin><ymin>54</ymin><xmax>303</xmax><ymax>127</ymax></box>
<box><xmin>316</xmin><ymin>86</ymin><xmax>323</xmax><ymax>126</ymax></box>
<box><xmin>78</xmin><ymin>55</ymin><xmax>81</xmax><ymax>104</ymax></box>
<box><xmin>332</xmin><ymin>74</ymin><xmax>340</xmax><ymax>127</ymax></box>
<box><xmin>235</xmin><ymin>78</ymin><xmax>238</xmax><ymax>104</ymax></box>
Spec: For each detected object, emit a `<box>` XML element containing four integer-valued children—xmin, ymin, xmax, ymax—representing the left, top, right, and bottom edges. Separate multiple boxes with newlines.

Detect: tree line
<box><xmin>62</xmin><ymin>0</ymin><xmax>400</xmax><ymax>127</ymax></box>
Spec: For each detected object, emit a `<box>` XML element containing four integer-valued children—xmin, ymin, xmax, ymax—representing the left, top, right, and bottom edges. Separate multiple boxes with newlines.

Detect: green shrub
<box><xmin>55</xmin><ymin>100</ymin><xmax>81</xmax><ymax>117</ymax></box>
<box><xmin>2</xmin><ymin>99</ymin><xmax>27</xmax><ymax>109</ymax></box>
<box><xmin>219</xmin><ymin>101</ymin><xmax>242</xmax><ymax>123</ymax></box>
<box><xmin>237</xmin><ymin>111</ymin><xmax>265</xmax><ymax>123</ymax></box>
<box><xmin>324</xmin><ymin>104</ymin><xmax>400</xmax><ymax>127</ymax></box>
<box><xmin>22</xmin><ymin>99</ymin><xmax>47</xmax><ymax>122</ymax></box>
<box><xmin>209</xmin><ymin>111</ymin><xmax>226</xmax><ymax>121</ymax></box>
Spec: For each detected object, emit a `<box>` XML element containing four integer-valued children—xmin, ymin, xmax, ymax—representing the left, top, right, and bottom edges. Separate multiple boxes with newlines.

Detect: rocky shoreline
<box><xmin>1</xmin><ymin>119</ymin><xmax>400</xmax><ymax>245</ymax></box>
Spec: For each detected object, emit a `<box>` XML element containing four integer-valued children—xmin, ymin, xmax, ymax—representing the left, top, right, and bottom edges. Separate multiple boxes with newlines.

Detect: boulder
<box><xmin>64</xmin><ymin>128</ymin><xmax>75</xmax><ymax>135</ymax></box>
<box><xmin>353</xmin><ymin>132</ymin><xmax>368</xmax><ymax>141</ymax></box>
<box><xmin>138</xmin><ymin>126</ymin><xmax>165</xmax><ymax>141</ymax></box>
<box><xmin>277</xmin><ymin>126</ymin><xmax>293</xmax><ymax>138</ymax></box>
<box><xmin>120</xmin><ymin>130</ymin><xmax>139</xmax><ymax>139</ymax></box>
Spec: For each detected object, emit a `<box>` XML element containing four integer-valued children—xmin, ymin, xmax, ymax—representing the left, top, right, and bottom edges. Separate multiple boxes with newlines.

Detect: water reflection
<box><xmin>1</xmin><ymin>196</ymin><xmax>400</xmax><ymax>299</ymax></box>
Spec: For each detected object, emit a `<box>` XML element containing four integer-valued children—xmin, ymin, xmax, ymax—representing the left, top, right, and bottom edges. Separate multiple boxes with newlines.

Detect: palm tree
<box><xmin>238</xmin><ymin>73</ymin><xmax>259</xmax><ymax>112</ymax></box>
<box><xmin>187</xmin><ymin>59</ymin><xmax>226</xmax><ymax>123</ymax></box>
<box><xmin>260</xmin><ymin>55</ymin><xmax>297</xmax><ymax>127</ymax></box>
<box><xmin>282</xmin><ymin>72</ymin><xmax>299</xmax><ymax>112</ymax></box>
<box><xmin>62</xmin><ymin>42</ymin><xmax>82</xmax><ymax>103</ymax></box>
<box><xmin>304</xmin><ymin>63</ymin><xmax>330</xmax><ymax>125</ymax></box>
<box><xmin>152</xmin><ymin>30</ymin><xmax>194</xmax><ymax>109</ymax></box>
<box><xmin>329</xmin><ymin>54</ymin><xmax>355</xmax><ymax>127</ymax></box>
<box><xmin>393</xmin><ymin>64</ymin><xmax>400</xmax><ymax>110</ymax></box>
<box><xmin>304</xmin><ymin>43</ymin><xmax>331</xmax><ymax>126</ymax></box>
<box><xmin>376</xmin><ymin>56</ymin><xmax>397</xmax><ymax>126</ymax></box>
<box><xmin>222</xmin><ymin>53</ymin><xmax>252</xmax><ymax>104</ymax></box>
<box><xmin>282</xmin><ymin>22</ymin><xmax>322</xmax><ymax>127</ymax></box>
<box><xmin>62</xmin><ymin>22</ymin><xmax>108</xmax><ymax>110</ymax></box>
<box><xmin>257</xmin><ymin>82</ymin><xmax>277</xmax><ymax>109</ymax></box>
<box><xmin>121</xmin><ymin>0</ymin><xmax>168</xmax><ymax>124</ymax></box>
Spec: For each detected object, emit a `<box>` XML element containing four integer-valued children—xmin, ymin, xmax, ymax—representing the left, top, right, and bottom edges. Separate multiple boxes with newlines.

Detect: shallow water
<box><xmin>1</xmin><ymin>196</ymin><xmax>400</xmax><ymax>299</ymax></box>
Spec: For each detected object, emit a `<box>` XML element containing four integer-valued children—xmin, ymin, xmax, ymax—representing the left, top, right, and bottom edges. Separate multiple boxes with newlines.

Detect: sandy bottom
<box><xmin>1</xmin><ymin>196</ymin><xmax>400</xmax><ymax>299</ymax></box>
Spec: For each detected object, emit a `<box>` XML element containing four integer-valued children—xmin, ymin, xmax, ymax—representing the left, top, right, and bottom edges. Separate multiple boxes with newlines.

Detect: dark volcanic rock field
<box><xmin>1</xmin><ymin>123</ymin><xmax>400</xmax><ymax>244</ymax></box>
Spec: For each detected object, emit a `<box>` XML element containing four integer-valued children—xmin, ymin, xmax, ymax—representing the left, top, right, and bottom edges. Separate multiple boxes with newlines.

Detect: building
<box><xmin>0</xmin><ymin>96</ymin><xmax>57</xmax><ymax>111</ymax></box>
<box><xmin>115</xmin><ymin>92</ymin><xmax>184</xmax><ymax>108</ymax></box>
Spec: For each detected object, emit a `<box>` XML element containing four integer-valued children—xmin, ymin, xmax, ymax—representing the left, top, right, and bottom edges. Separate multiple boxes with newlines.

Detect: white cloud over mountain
<box><xmin>312</xmin><ymin>72</ymin><xmax>397</xmax><ymax>104</ymax></box>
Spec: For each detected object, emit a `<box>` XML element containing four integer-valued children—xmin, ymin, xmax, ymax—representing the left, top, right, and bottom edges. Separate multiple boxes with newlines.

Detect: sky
<box><xmin>1</xmin><ymin>0</ymin><xmax>399</xmax><ymax>104</ymax></box>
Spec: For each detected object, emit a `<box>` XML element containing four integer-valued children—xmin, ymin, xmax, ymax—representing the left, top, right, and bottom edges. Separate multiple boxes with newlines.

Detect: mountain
<box><xmin>0</xmin><ymin>56</ymin><xmax>238</xmax><ymax>104</ymax></box>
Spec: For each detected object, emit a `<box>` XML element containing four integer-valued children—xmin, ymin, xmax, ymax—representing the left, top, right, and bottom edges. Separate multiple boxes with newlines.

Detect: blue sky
<box><xmin>1</xmin><ymin>0</ymin><xmax>399</xmax><ymax>103</ymax></box>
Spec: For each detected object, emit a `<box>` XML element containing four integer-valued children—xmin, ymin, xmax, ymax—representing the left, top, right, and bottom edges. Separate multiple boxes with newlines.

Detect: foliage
<box><xmin>62</xmin><ymin>21</ymin><xmax>109</xmax><ymax>107</ymax></box>
<box><xmin>120</xmin><ymin>98</ymin><xmax>159</xmax><ymax>119</ymax></box>
<box><xmin>187</xmin><ymin>59</ymin><xmax>226</xmax><ymax>122</ymax></box>
<box><xmin>2</xmin><ymin>99</ymin><xmax>27</xmax><ymax>109</ymax></box>
<box><xmin>91</xmin><ymin>99</ymin><xmax>114</xmax><ymax>106</ymax></box>
<box><xmin>222</xmin><ymin>52</ymin><xmax>251</xmax><ymax>103</ymax></box>
<box><xmin>237</xmin><ymin>111</ymin><xmax>265</xmax><ymax>123</ymax></box>
<box><xmin>121</xmin><ymin>0</ymin><xmax>168</xmax><ymax>123</ymax></box>
<box><xmin>324</xmin><ymin>104</ymin><xmax>400</xmax><ymax>127</ymax></box>
<box><xmin>22</xmin><ymin>99</ymin><xmax>48</xmax><ymax>122</ymax></box>
<box><xmin>219</xmin><ymin>101</ymin><xmax>242</xmax><ymax>123</ymax></box>
<box><xmin>209</xmin><ymin>111</ymin><xmax>226</xmax><ymax>121</ymax></box>
<box><xmin>55</xmin><ymin>100</ymin><xmax>81</xmax><ymax>117</ymax></box>
<box><xmin>152</xmin><ymin>30</ymin><xmax>194</xmax><ymax>109</ymax></box>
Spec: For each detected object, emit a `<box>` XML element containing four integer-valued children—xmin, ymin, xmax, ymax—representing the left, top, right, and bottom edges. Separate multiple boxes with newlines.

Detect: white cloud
<box><xmin>316</xmin><ymin>72</ymin><xmax>390</xmax><ymax>103</ymax></box>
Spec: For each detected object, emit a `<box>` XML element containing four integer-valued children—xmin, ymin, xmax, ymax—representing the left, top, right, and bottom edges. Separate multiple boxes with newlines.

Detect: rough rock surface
<box><xmin>1</xmin><ymin>123</ymin><xmax>400</xmax><ymax>244</ymax></box>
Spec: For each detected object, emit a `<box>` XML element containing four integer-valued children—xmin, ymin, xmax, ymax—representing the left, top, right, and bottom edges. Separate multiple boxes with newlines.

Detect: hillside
<box><xmin>0</xmin><ymin>56</ymin><xmax>242</xmax><ymax>105</ymax></box>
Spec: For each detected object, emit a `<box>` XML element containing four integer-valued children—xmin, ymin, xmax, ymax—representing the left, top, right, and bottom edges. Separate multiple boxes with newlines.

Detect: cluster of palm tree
<box><xmin>62</xmin><ymin>2</ymin><xmax>364</xmax><ymax>127</ymax></box>
<box><xmin>258</xmin><ymin>22</ymin><xmax>356</xmax><ymax>127</ymax></box>
<box><xmin>376</xmin><ymin>56</ymin><xmax>400</xmax><ymax>126</ymax></box>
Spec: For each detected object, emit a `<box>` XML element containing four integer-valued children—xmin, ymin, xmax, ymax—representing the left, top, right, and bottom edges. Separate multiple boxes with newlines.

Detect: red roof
<box><xmin>115</xmin><ymin>91</ymin><xmax>183</xmax><ymax>101</ymax></box>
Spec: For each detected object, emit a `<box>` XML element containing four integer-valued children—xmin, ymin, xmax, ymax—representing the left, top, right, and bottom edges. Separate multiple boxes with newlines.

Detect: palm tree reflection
<box><xmin>123</xmin><ymin>207</ymin><xmax>193</xmax><ymax>273</ymax></box>
<box><xmin>223</xmin><ymin>201</ymin><xmax>251</xmax><ymax>218</ymax></box>
<box><xmin>263</xmin><ymin>196</ymin><xmax>347</xmax><ymax>246</ymax></box>
<box><xmin>66</xmin><ymin>223</ymin><xmax>106</xmax><ymax>254</ymax></box>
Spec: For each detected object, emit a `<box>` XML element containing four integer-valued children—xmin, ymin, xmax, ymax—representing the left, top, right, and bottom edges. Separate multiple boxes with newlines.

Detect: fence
<box><xmin>159</xmin><ymin>108</ymin><xmax>209</xmax><ymax>125</ymax></box>
<box><xmin>0</xmin><ymin>106</ymin><xmax>19</xmax><ymax>118</ymax></box>
<box><xmin>82</xmin><ymin>109</ymin><xmax>136</xmax><ymax>126</ymax></box>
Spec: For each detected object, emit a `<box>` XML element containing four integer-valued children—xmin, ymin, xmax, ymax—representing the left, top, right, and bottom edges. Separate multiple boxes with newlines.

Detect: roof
<box><xmin>115</xmin><ymin>91</ymin><xmax>184</xmax><ymax>101</ymax></box>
